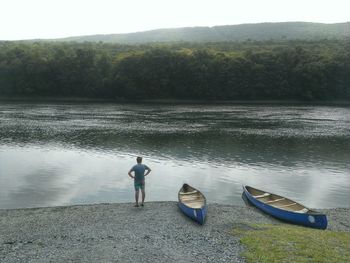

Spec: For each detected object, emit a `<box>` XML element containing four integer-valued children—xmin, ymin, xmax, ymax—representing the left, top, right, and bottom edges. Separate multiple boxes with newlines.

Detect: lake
<box><xmin>0</xmin><ymin>102</ymin><xmax>349</xmax><ymax>209</ymax></box>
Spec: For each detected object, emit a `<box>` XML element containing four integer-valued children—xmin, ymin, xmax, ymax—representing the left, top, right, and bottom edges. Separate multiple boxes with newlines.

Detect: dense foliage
<box><xmin>0</xmin><ymin>40</ymin><xmax>349</xmax><ymax>101</ymax></box>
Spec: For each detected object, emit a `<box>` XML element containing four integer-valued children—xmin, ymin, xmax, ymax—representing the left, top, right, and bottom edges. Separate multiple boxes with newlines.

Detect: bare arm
<box><xmin>145</xmin><ymin>168</ymin><xmax>151</xmax><ymax>176</ymax></box>
<box><xmin>128</xmin><ymin>170</ymin><xmax>134</xmax><ymax>179</ymax></box>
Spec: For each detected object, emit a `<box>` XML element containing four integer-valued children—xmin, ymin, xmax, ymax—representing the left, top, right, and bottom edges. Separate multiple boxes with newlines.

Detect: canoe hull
<box><xmin>178</xmin><ymin>202</ymin><xmax>207</xmax><ymax>225</ymax></box>
<box><xmin>243</xmin><ymin>186</ymin><xmax>327</xmax><ymax>229</ymax></box>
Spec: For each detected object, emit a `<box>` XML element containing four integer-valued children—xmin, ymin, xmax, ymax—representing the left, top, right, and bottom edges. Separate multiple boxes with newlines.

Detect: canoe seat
<box><xmin>185</xmin><ymin>202</ymin><xmax>203</xmax><ymax>209</ymax></box>
<box><xmin>182</xmin><ymin>197</ymin><xmax>204</xmax><ymax>208</ymax></box>
<box><xmin>179</xmin><ymin>190</ymin><xmax>198</xmax><ymax>195</ymax></box>
<box><xmin>253</xmin><ymin>193</ymin><xmax>270</xmax><ymax>198</ymax></box>
<box><xmin>180</xmin><ymin>196</ymin><xmax>203</xmax><ymax>202</ymax></box>
<box><xmin>274</xmin><ymin>202</ymin><xmax>296</xmax><ymax>208</ymax></box>
<box><xmin>180</xmin><ymin>193</ymin><xmax>204</xmax><ymax>207</ymax></box>
<box><xmin>294</xmin><ymin>208</ymin><xmax>309</xmax><ymax>213</ymax></box>
<box><xmin>265</xmin><ymin>198</ymin><xmax>285</xmax><ymax>204</ymax></box>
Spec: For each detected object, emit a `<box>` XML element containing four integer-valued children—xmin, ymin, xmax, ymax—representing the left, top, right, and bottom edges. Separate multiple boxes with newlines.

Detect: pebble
<box><xmin>0</xmin><ymin>202</ymin><xmax>349</xmax><ymax>263</ymax></box>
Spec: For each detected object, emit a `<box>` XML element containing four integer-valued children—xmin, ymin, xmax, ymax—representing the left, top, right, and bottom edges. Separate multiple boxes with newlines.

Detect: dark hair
<box><xmin>136</xmin><ymin>156</ymin><xmax>142</xmax><ymax>163</ymax></box>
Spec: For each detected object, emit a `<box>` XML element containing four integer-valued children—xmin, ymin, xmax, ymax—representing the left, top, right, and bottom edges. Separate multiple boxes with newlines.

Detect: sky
<box><xmin>0</xmin><ymin>0</ymin><xmax>349</xmax><ymax>40</ymax></box>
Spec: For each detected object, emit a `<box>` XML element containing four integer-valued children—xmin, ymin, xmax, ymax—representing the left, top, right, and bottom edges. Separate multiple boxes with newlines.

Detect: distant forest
<box><xmin>52</xmin><ymin>22</ymin><xmax>350</xmax><ymax>44</ymax></box>
<box><xmin>0</xmin><ymin>39</ymin><xmax>349</xmax><ymax>101</ymax></box>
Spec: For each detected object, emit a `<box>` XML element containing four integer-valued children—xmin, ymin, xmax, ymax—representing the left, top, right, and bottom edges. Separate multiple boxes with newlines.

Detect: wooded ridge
<box><xmin>40</xmin><ymin>22</ymin><xmax>350</xmax><ymax>44</ymax></box>
<box><xmin>0</xmin><ymin>39</ymin><xmax>349</xmax><ymax>101</ymax></box>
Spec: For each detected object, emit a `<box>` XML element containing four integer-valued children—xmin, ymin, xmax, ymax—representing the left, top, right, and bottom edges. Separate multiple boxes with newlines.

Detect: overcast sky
<box><xmin>1</xmin><ymin>0</ymin><xmax>349</xmax><ymax>40</ymax></box>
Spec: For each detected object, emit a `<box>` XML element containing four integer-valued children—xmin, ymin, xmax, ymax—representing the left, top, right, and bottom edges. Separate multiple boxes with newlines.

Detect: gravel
<box><xmin>1</xmin><ymin>202</ymin><xmax>349</xmax><ymax>263</ymax></box>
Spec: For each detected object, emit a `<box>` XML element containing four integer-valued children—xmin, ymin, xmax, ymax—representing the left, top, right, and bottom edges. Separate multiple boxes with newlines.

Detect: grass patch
<box><xmin>232</xmin><ymin>223</ymin><xmax>350</xmax><ymax>263</ymax></box>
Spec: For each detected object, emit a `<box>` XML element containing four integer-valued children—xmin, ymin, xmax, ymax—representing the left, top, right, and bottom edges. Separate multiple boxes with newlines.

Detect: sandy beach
<box><xmin>1</xmin><ymin>202</ymin><xmax>349</xmax><ymax>263</ymax></box>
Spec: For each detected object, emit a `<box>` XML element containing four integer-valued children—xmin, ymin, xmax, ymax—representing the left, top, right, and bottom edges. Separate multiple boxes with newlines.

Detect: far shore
<box><xmin>0</xmin><ymin>96</ymin><xmax>349</xmax><ymax>106</ymax></box>
<box><xmin>1</xmin><ymin>202</ymin><xmax>349</xmax><ymax>263</ymax></box>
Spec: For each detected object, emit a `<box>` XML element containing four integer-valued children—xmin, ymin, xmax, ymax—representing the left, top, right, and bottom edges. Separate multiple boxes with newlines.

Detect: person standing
<box><xmin>128</xmin><ymin>156</ymin><xmax>151</xmax><ymax>207</ymax></box>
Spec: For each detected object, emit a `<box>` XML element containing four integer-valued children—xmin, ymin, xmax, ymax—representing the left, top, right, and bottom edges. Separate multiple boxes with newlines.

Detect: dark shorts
<box><xmin>134</xmin><ymin>181</ymin><xmax>145</xmax><ymax>191</ymax></box>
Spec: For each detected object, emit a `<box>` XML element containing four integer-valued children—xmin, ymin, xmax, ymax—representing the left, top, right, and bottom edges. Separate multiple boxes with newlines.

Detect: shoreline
<box><xmin>0</xmin><ymin>97</ymin><xmax>349</xmax><ymax>106</ymax></box>
<box><xmin>1</xmin><ymin>202</ymin><xmax>349</xmax><ymax>262</ymax></box>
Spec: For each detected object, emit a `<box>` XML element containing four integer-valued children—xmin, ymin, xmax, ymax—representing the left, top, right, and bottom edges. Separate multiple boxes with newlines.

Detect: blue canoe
<box><xmin>178</xmin><ymin>184</ymin><xmax>207</xmax><ymax>225</ymax></box>
<box><xmin>243</xmin><ymin>185</ymin><xmax>327</xmax><ymax>229</ymax></box>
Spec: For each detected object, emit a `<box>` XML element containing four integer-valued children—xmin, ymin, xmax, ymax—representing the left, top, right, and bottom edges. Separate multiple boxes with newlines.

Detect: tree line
<box><xmin>57</xmin><ymin>22</ymin><xmax>350</xmax><ymax>43</ymax></box>
<box><xmin>0</xmin><ymin>40</ymin><xmax>349</xmax><ymax>101</ymax></box>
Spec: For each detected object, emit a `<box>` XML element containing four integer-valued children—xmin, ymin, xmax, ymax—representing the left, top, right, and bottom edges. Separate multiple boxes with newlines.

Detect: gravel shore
<box><xmin>1</xmin><ymin>202</ymin><xmax>349</xmax><ymax>263</ymax></box>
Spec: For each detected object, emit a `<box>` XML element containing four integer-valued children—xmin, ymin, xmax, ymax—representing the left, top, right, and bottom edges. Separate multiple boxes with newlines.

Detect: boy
<box><xmin>128</xmin><ymin>157</ymin><xmax>151</xmax><ymax>207</ymax></box>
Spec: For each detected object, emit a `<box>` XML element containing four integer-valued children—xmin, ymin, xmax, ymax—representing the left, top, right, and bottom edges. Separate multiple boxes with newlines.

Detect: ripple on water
<box><xmin>0</xmin><ymin>103</ymin><xmax>349</xmax><ymax>209</ymax></box>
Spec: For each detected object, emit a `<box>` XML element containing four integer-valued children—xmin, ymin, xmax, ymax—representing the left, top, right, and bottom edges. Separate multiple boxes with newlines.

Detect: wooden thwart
<box><xmin>295</xmin><ymin>208</ymin><xmax>309</xmax><ymax>213</ymax></box>
<box><xmin>253</xmin><ymin>193</ymin><xmax>270</xmax><ymax>198</ymax></box>
<box><xmin>265</xmin><ymin>198</ymin><xmax>285</xmax><ymax>204</ymax></box>
<box><xmin>179</xmin><ymin>184</ymin><xmax>206</xmax><ymax>209</ymax></box>
<box><xmin>180</xmin><ymin>194</ymin><xmax>205</xmax><ymax>209</ymax></box>
<box><xmin>274</xmin><ymin>202</ymin><xmax>297</xmax><ymax>208</ymax></box>
<box><xmin>183</xmin><ymin>201</ymin><xmax>204</xmax><ymax>209</ymax></box>
<box><xmin>179</xmin><ymin>190</ymin><xmax>198</xmax><ymax>195</ymax></box>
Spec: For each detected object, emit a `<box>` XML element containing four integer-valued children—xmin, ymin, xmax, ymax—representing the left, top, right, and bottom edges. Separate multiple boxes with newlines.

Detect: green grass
<box><xmin>232</xmin><ymin>223</ymin><xmax>350</xmax><ymax>263</ymax></box>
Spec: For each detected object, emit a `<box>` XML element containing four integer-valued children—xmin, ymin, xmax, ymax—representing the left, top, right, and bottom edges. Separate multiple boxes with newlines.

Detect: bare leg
<box><xmin>135</xmin><ymin>189</ymin><xmax>139</xmax><ymax>206</ymax></box>
<box><xmin>141</xmin><ymin>188</ymin><xmax>145</xmax><ymax>205</ymax></box>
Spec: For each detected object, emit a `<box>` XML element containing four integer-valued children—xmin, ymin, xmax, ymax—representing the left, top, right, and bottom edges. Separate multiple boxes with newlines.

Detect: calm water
<box><xmin>0</xmin><ymin>102</ymin><xmax>349</xmax><ymax>209</ymax></box>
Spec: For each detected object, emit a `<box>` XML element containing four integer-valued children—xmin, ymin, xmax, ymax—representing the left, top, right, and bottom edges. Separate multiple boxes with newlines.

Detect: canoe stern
<box><xmin>178</xmin><ymin>202</ymin><xmax>207</xmax><ymax>225</ymax></box>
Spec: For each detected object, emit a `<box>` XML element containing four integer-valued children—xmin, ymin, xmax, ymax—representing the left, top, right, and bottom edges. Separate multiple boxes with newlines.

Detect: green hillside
<box><xmin>1</xmin><ymin>39</ymin><xmax>349</xmax><ymax>101</ymax></box>
<box><xmin>51</xmin><ymin>22</ymin><xmax>350</xmax><ymax>43</ymax></box>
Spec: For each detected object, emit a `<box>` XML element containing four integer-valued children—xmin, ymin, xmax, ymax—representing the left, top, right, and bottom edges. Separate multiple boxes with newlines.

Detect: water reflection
<box><xmin>0</xmin><ymin>102</ymin><xmax>349</xmax><ymax>209</ymax></box>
